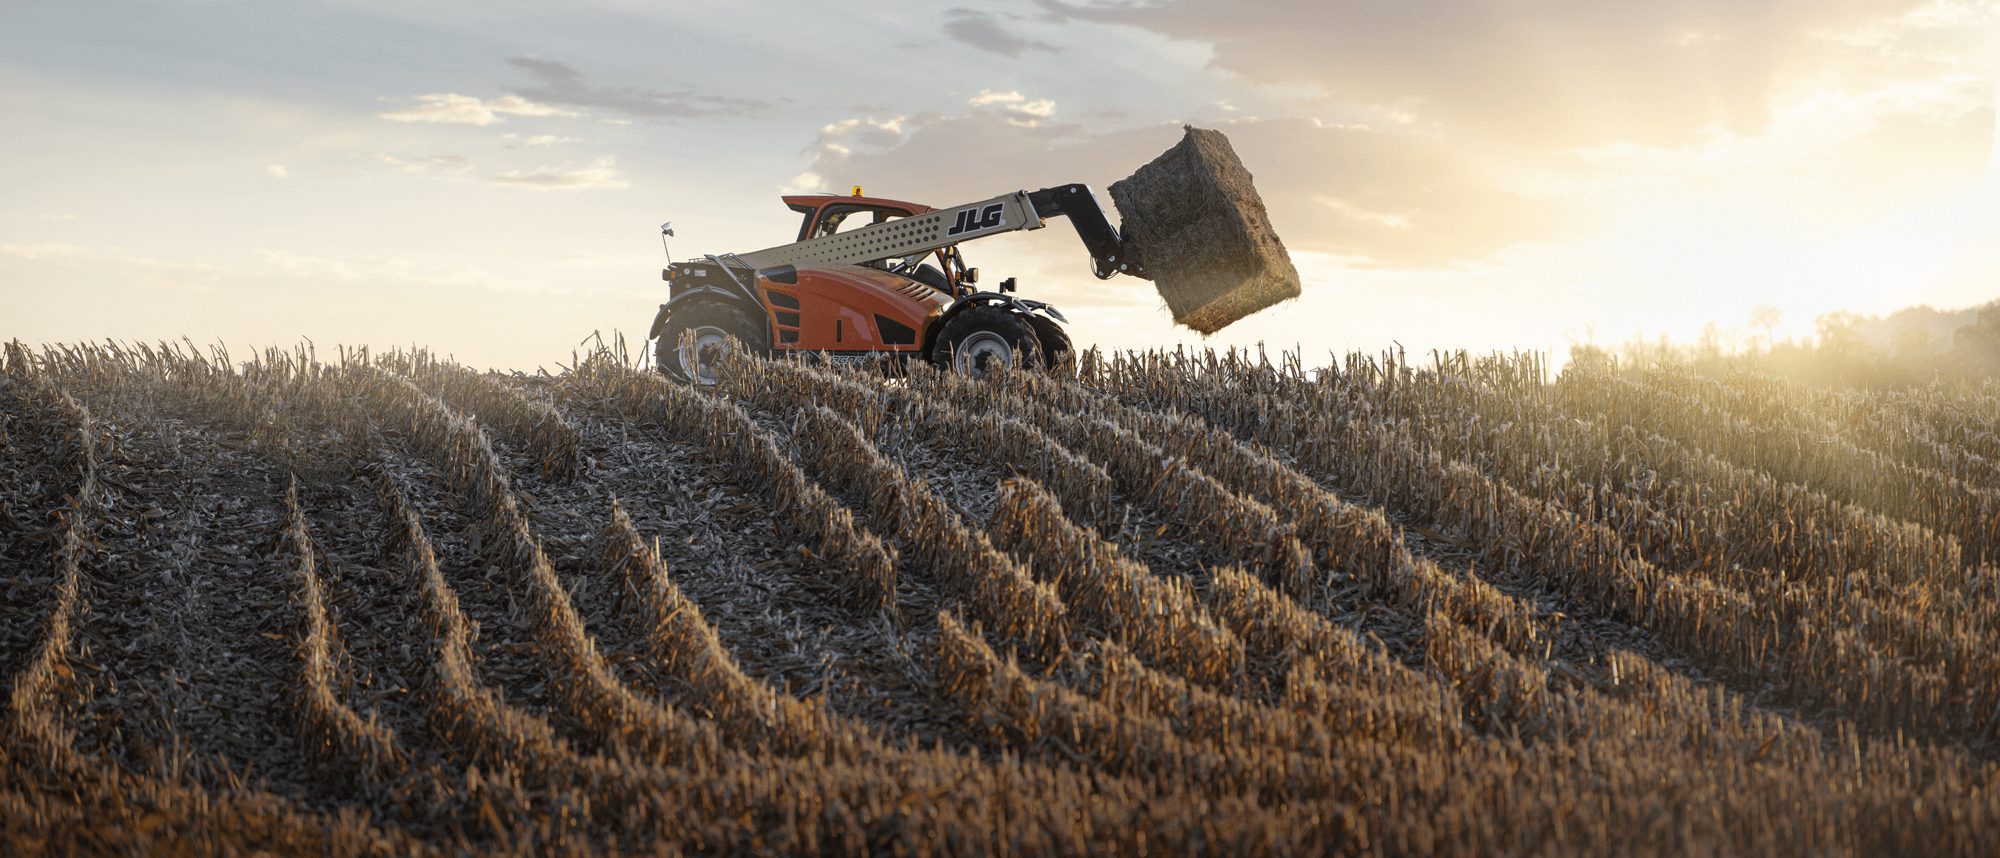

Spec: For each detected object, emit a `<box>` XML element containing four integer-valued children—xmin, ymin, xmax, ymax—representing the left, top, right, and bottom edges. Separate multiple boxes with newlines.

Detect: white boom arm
<box><xmin>733</xmin><ymin>191</ymin><xmax>1045</xmax><ymax>270</ymax></box>
<box><xmin>723</xmin><ymin>184</ymin><xmax>1146</xmax><ymax>281</ymax></box>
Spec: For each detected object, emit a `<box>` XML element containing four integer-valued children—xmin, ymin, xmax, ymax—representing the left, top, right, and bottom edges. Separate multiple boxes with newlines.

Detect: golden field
<box><xmin>3</xmin><ymin>339</ymin><xmax>1997</xmax><ymax>856</ymax></box>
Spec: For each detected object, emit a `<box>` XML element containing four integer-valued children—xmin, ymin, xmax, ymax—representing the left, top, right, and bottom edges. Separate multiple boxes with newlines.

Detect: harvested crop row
<box><xmin>717</xmin><ymin>351</ymin><xmax>1118</xmax><ymax>528</ymax></box>
<box><xmin>1725</xmin><ymin>373</ymin><xmax>2000</xmax><ymax>492</ymax></box>
<box><xmin>989</xmin><ymin>368</ymin><xmax>1553</xmax><ymax>655</ymax></box>
<box><xmin>2</xmin><ymin>350</ymin><xmax>426</xmax><ymax>858</ymax></box>
<box><xmin>1403</xmin><ymin>446</ymin><xmax>1993</xmax><ymax>740</ymax></box>
<box><xmin>280</xmin><ymin>478</ymin><xmax>406</xmax><ymax>779</ymax></box>
<box><xmin>1879</xmin><ymin>381</ymin><xmax>2000</xmax><ymax>466</ymax></box>
<box><xmin>1388</xmin><ymin>375</ymin><xmax>2000</xmax><ymax>732</ymax></box>
<box><xmin>1494</xmin><ymin>457</ymin><xmax>1991</xmax><ymax>740</ymax></box>
<box><xmin>1565</xmin><ymin>369</ymin><xmax>2000</xmax><ymax>567</ymax></box>
<box><xmin>1408</xmin><ymin>364</ymin><xmax>1999</xmax><ymax>702</ymax></box>
<box><xmin>934</xmin><ymin>611</ymin><xmax>1354</xmax><ymax>846</ymax></box>
<box><xmin>1080</xmin><ymin>636</ymin><xmax>1439</xmax><ymax>757</ymax></box>
<box><xmin>910</xmin><ymin>368</ymin><xmax>1318</xmax><ymax>584</ymax></box>
<box><xmin>374</xmin><ymin>465</ymin><xmax>721</xmax><ymax>852</ymax></box>
<box><xmin>1261</xmin><ymin>359</ymin><xmax>1956</xmax><ymax>590</ymax></box>
<box><xmin>1270</xmin><ymin>359</ymin><xmax>1996</xmax><ymax>696</ymax></box>
<box><xmin>374</xmin><ymin>468</ymin><xmax>613</xmax><ymax>787</ymax></box>
<box><xmin>1514</xmin><ymin>417</ymin><xmax>1959</xmax><ymax>588</ymax></box>
<box><xmin>1091</xmin><ymin>348</ymin><xmax>2000</xmax><ymax>741</ymax></box>
<box><xmin>791</xmin><ymin>404</ymin><xmax>1070</xmax><ymax>653</ymax></box>
<box><xmin>382</xmin><ymin>350</ymin><xmax>583</xmax><ymax>481</ymax></box>
<box><xmin>384</xmin><ymin>461</ymin><xmax>1303</xmax><ymax>854</ymax></box>
<box><xmin>593</xmin><ymin>497</ymin><xmax>1304</xmax><ymax>854</ymax></box>
<box><xmin>353</xmin><ymin>368</ymin><xmax>720</xmax><ymax>767</ymax></box>
<box><xmin>2</xmin><ymin>350</ymin><xmax>98</xmax><ymax>773</ymax></box>
<box><xmin>599</xmin><ymin>364</ymin><xmax>898</xmax><ymax>619</ymax></box>
<box><xmin>1362</xmin><ymin>365</ymin><xmax>1967</xmax><ymax>591</ymax></box>
<box><xmin>594</xmin><ymin>500</ymin><xmax>873</xmax><ymax>757</ymax></box>
<box><xmin>1019</xmin><ymin>372</ymin><xmax>1399</xmax><ymax>559</ymax></box>
<box><xmin>1204</xmin><ymin>565</ymin><xmax>1441</xmax><ymax>702</ymax></box>
<box><xmin>988</xmin><ymin>478</ymin><xmax>1243</xmax><ymax>690</ymax></box>
<box><xmin>713</xmin><ymin>348</ymin><xmax>887</xmax><ymax>436</ymax></box>
<box><xmin>0</xmin><ymin>759</ymin><xmax>433</xmax><ymax>858</ymax></box>
<box><xmin>32</xmin><ymin>341</ymin><xmax>369</xmax><ymax>482</ymax></box>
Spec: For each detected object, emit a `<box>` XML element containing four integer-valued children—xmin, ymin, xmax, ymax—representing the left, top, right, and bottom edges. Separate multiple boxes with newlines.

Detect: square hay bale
<box><xmin>1109</xmin><ymin>126</ymin><xmax>1301</xmax><ymax>334</ymax></box>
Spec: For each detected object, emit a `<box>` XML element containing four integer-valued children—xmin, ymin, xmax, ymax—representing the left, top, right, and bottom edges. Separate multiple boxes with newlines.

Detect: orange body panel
<box><xmin>757</xmin><ymin>264</ymin><xmax>947</xmax><ymax>352</ymax></box>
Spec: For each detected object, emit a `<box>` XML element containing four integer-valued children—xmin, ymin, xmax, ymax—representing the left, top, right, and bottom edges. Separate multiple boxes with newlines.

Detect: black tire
<box><xmin>1025</xmin><ymin>315</ymin><xmax>1075</xmax><ymax>378</ymax></box>
<box><xmin>655</xmin><ymin>300</ymin><xmax>769</xmax><ymax>384</ymax></box>
<box><xmin>932</xmin><ymin>304</ymin><xmax>1041</xmax><ymax>379</ymax></box>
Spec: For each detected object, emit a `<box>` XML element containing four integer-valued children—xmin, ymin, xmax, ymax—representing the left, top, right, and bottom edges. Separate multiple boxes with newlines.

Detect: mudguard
<box><xmin>649</xmin><ymin>286</ymin><xmax>766</xmax><ymax>341</ymax></box>
<box><xmin>921</xmin><ymin>292</ymin><xmax>1067</xmax><ymax>361</ymax></box>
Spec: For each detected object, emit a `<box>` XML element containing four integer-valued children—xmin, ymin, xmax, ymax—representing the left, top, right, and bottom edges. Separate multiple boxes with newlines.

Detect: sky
<box><xmin>4</xmin><ymin>0</ymin><xmax>1997</xmax><ymax>372</ymax></box>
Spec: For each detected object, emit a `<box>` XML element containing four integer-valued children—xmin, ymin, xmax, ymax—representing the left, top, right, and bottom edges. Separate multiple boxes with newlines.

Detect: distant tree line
<box><xmin>1568</xmin><ymin>299</ymin><xmax>2000</xmax><ymax>389</ymax></box>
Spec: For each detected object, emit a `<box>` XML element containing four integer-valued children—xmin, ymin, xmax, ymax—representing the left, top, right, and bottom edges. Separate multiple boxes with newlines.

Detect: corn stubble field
<box><xmin>4</xmin><ymin>336</ymin><xmax>1999</xmax><ymax>856</ymax></box>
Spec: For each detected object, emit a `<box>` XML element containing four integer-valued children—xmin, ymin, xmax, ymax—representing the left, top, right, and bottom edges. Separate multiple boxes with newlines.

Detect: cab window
<box><xmin>814</xmin><ymin>205</ymin><xmax>903</xmax><ymax>238</ymax></box>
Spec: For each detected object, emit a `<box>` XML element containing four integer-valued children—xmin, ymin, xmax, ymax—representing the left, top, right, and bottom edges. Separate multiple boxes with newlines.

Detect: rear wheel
<box><xmin>933</xmin><ymin>304</ymin><xmax>1041</xmax><ymax>379</ymax></box>
<box><xmin>1025</xmin><ymin>315</ymin><xmax>1075</xmax><ymax>378</ymax></box>
<box><xmin>656</xmin><ymin>301</ymin><xmax>768</xmax><ymax>384</ymax></box>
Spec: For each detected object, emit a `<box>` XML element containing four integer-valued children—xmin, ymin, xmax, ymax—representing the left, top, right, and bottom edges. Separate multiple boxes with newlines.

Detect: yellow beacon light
<box><xmin>852</xmin><ymin>186</ymin><xmax>864</xmax><ymax>196</ymax></box>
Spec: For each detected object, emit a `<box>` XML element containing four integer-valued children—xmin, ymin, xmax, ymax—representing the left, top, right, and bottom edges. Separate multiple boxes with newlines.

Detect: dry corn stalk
<box><xmin>596</xmin><ymin>499</ymin><xmax>876</xmax><ymax>758</ymax></box>
<box><xmin>1</xmin><ymin>363</ymin><xmax>99</xmax><ymax>773</ymax></box>
<box><xmin>792</xmin><ymin>405</ymin><xmax>1070</xmax><ymax>653</ymax></box>
<box><xmin>989</xmin><ymin>478</ymin><xmax>1243</xmax><ymax>690</ymax></box>
<box><xmin>601</xmin><ymin>363</ymin><xmax>899</xmax><ymax>619</ymax></box>
<box><xmin>384</xmin><ymin>349</ymin><xmax>583</xmax><ymax>481</ymax></box>
<box><xmin>281</xmin><ymin>477</ymin><xmax>407</xmax><ymax>779</ymax></box>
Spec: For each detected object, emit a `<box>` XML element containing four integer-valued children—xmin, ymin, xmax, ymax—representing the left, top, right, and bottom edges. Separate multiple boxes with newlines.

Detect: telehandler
<box><xmin>647</xmin><ymin>126</ymin><xmax>1299</xmax><ymax>383</ymax></box>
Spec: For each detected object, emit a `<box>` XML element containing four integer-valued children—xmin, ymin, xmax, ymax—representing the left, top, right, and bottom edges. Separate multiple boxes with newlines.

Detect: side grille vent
<box><xmin>875</xmin><ymin>315</ymin><xmax>917</xmax><ymax>346</ymax></box>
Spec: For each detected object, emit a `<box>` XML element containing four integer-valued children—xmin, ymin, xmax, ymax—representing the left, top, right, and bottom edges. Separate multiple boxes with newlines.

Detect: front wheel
<box><xmin>1025</xmin><ymin>315</ymin><xmax>1075</xmax><ymax>378</ymax></box>
<box><xmin>656</xmin><ymin>301</ymin><xmax>769</xmax><ymax>384</ymax></box>
<box><xmin>932</xmin><ymin>305</ymin><xmax>1041</xmax><ymax>379</ymax></box>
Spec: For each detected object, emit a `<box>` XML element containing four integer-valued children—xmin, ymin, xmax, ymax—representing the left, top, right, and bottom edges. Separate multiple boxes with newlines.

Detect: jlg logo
<box><xmin>946</xmin><ymin>203</ymin><xmax>1004</xmax><ymax>236</ymax></box>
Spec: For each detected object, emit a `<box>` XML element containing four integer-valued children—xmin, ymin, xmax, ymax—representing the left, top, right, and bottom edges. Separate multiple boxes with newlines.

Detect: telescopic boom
<box><xmin>729</xmin><ymin>184</ymin><xmax>1148</xmax><ymax>281</ymax></box>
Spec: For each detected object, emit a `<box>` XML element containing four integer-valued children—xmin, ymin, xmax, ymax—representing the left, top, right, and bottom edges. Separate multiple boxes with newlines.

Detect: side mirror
<box><xmin>963</xmin><ymin>267</ymin><xmax>978</xmax><ymax>284</ymax></box>
<box><xmin>999</xmin><ymin>277</ymin><xmax>1017</xmax><ymax>293</ymax></box>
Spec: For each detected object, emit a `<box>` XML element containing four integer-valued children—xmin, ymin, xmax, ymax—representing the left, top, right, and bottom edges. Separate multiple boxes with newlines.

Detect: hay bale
<box><xmin>1110</xmin><ymin>126</ymin><xmax>1301</xmax><ymax>334</ymax></box>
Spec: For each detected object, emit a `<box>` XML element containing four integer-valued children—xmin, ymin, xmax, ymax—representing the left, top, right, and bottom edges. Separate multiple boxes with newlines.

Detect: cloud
<box><xmin>1038</xmin><ymin>0</ymin><xmax>1977</xmax><ymax>149</ymax></box>
<box><xmin>372</xmin><ymin>153</ymin><xmax>474</xmax><ymax>175</ymax></box>
<box><xmin>505</xmin><ymin>57</ymin><xmax>773</xmax><ymax>120</ymax></box>
<box><xmin>378</xmin><ymin>93</ymin><xmax>579</xmax><ymax>125</ymax></box>
<box><xmin>814</xmin><ymin>117</ymin><xmax>909</xmax><ymax>155</ymax></box>
<box><xmin>782</xmin><ymin>172</ymin><xmax>827</xmax><ymax>194</ymax></box>
<box><xmin>489</xmin><ymin>156</ymin><xmax>630</xmax><ymax>190</ymax></box>
<box><xmin>266</xmin><ymin>165</ymin><xmax>289</xmax><ymax>178</ymax></box>
<box><xmin>36</xmin><ymin>214</ymin><xmax>77</xmax><ymax>221</ymax></box>
<box><xmin>968</xmin><ymin>90</ymin><xmax>1059</xmax><ymax>125</ymax></box>
<box><xmin>1313</xmin><ymin>195</ymin><xmax>1413</xmax><ymax>229</ymax></box>
<box><xmin>500</xmin><ymin>133</ymin><xmax>584</xmax><ymax>147</ymax></box>
<box><xmin>944</xmin><ymin>9</ymin><xmax>1064</xmax><ymax>57</ymax></box>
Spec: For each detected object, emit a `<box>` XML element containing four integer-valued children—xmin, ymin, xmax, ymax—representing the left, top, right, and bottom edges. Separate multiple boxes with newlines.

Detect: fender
<box><xmin>920</xmin><ymin>292</ymin><xmax>1068</xmax><ymax>361</ymax></box>
<box><xmin>648</xmin><ymin>286</ymin><xmax>767</xmax><ymax>341</ymax></box>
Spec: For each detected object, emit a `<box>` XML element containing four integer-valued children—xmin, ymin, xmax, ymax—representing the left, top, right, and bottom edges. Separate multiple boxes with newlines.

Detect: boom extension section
<box><xmin>732</xmin><ymin>184</ymin><xmax>1148</xmax><ymax>280</ymax></box>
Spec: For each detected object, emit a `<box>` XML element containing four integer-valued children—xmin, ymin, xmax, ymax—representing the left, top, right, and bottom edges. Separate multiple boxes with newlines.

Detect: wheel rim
<box><xmin>676</xmin><ymin>325</ymin><xmax>732</xmax><ymax>385</ymax></box>
<box><xmin>951</xmin><ymin>331</ymin><xmax>1014</xmax><ymax>379</ymax></box>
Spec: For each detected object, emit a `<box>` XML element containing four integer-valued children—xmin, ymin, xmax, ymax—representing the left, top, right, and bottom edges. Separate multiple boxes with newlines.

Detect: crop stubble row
<box><xmin>8</xmin><ymin>340</ymin><xmax>2000</xmax><ymax>856</ymax></box>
